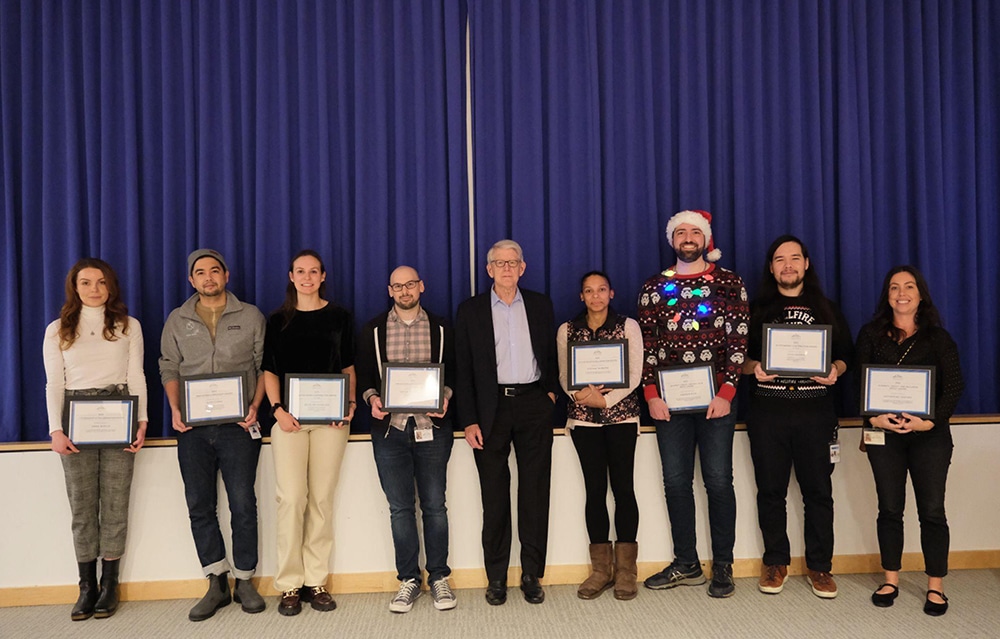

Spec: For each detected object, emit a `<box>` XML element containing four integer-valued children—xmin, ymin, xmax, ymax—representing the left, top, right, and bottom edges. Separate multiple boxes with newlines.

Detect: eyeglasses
<box><xmin>490</xmin><ymin>259</ymin><xmax>522</xmax><ymax>269</ymax></box>
<box><xmin>389</xmin><ymin>279</ymin><xmax>421</xmax><ymax>292</ymax></box>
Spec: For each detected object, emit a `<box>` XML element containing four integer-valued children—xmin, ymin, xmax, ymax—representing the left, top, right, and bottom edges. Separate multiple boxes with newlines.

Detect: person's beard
<box><xmin>776</xmin><ymin>273</ymin><xmax>805</xmax><ymax>291</ymax></box>
<box><xmin>395</xmin><ymin>297</ymin><xmax>419</xmax><ymax>311</ymax></box>
<box><xmin>675</xmin><ymin>243</ymin><xmax>703</xmax><ymax>263</ymax></box>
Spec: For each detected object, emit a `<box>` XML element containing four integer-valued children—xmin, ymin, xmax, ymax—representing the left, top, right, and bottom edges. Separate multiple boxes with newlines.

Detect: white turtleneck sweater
<box><xmin>43</xmin><ymin>305</ymin><xmax>148</xmax><ymax>434</ymax></box>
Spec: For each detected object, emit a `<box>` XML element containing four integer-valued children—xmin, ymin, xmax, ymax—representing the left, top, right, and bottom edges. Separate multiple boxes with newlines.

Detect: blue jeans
<box><xmin>654</xmin><ymin>410</ymin><xmax>737</xmax><ymax>565</ymax></box>
<box><xmin>371</xmin><ymin>420</ymin><xmax>454</xmax><ymax>583</ymax></box>
<box><xmin>177</xmin><ymin>423</ymin><xmax>261</xmax><ymax>579</ymax></box>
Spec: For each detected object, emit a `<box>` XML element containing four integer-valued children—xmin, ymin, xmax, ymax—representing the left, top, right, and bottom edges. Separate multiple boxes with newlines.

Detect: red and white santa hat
<box><xmin>665</xmin><ymin>209</ymin><xmax>722</xmax><ymax>262</ymax></box>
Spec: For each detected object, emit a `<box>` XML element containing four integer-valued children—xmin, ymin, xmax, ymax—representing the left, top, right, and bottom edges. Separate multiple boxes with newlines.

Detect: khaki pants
<box><xmin>271</xmin><ymin>424</ymin><xmax>349</xmax><ymax>591</ymax></box>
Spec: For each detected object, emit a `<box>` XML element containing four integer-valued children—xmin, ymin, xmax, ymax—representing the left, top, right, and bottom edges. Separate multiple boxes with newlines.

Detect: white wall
<box><xmin>2</xmin><ymin>425</ymin><xmax>998</xmax><ymax>588</ymax></box>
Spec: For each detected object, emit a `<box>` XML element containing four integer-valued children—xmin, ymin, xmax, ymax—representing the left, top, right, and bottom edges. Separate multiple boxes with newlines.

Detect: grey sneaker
<box><xmin>389</xmin><ymin>579</ymin><xmax>421</xmax><ymax>613</ymax></box>
<box><xmin>430</xmin><ymin>577</ymin><xmax>457</xmax><ymax>610</ymax></box>
<box><xmin>643</xmin><ymin>561</ymin><xmax>706</xmax><ymax>590</ymax></box>
<box><xmin>708</xmin><ymin>562</ymin><xmax>735</xmax><ymax>598</ymax></box>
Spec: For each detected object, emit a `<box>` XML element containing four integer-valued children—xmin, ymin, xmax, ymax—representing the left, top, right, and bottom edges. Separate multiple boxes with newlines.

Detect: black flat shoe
<box><xmin>871</xmin><ymin>583</ymin><xmax>898</xmax><ymax>607</ymax></box>
<box><xmin>924</xmin><ymin>589</ymin><xmax>948</xmax><ymax>616</ymax></box>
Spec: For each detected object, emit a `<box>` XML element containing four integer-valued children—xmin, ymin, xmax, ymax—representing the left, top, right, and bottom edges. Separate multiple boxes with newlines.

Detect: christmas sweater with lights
<box><xmin>637</xmin><ymin>264</ymin><xmax>749</xmax><ymax>403</ymax></box>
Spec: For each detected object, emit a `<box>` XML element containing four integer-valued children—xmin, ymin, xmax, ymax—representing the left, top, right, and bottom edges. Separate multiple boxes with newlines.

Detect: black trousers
<box><xmin>747</xmin><ymin>396</ymin><xmax>836</xmax><ymax>572</ymax></box>
<box><xmin>866</xmin><ymin>429</ymin><xmax>952</xmax><ymax>577</ymax></box>
<box><xmin>570</xmin><ymin>423</ymin><xmax>639</xmax><ymax>543</ymax></box>
<box><xmin>474</xmin><ymin>388</ymin><xmax>554</xmax><ymax>583</ymax></box>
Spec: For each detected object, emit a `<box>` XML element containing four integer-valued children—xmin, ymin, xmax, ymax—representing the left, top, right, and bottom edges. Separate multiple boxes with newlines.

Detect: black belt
<box><xmin>498</xmin><ymin>382</ymin><xmax>541</xmax><ymax>397</ymax></box>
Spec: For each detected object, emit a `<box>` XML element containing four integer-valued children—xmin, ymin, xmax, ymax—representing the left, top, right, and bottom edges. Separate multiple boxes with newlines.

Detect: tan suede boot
<box><xmin>613</xmin><ymin>542</ymin><xmax>638</xmax><ymax>600</ymax></box>
<box><xmin>577</xmin><ymin>542</ymin><xmax>614</xmax><ymax>599</ymax></box>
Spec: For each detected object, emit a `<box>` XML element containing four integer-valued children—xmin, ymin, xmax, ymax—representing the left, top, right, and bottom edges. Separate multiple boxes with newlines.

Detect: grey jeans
<box><xmin>60</xmin><ymin>386</ymin><xmax>136</xmax><ymax>562</ymax></box>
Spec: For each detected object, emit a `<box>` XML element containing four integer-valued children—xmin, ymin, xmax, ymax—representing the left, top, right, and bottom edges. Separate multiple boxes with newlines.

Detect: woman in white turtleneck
<box><xmin>42</xmin><ymin>258</ymin><xmax>147</xmax><ymax>621</ymax></box>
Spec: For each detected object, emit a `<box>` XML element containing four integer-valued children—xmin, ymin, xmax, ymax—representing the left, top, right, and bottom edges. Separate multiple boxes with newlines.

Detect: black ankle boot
<box><xmin>94</xmin><ymin>558</ymin><xmax>120</xmax><ymax>618</ymax></box>
<box><xmin>71</xmin><ymin>560</ymin><xmax>99</xmax><ymax>621</ymax></box>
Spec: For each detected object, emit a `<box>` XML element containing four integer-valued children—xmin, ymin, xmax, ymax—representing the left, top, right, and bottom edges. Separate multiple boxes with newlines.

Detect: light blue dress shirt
<box><xmin>491</xmin><ymin>287</ymin><xmax>540</xmax><ymax>384</ymax></box>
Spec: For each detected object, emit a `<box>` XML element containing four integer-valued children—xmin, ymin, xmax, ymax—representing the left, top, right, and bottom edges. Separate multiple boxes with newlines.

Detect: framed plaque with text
<box><xmin>860</xmin><ymin>365</ymin><xmax>935</xmax><ymax>417</ymax></box>
<box><xmin>62</xmin><ymin>396</ymin><xmax>138</xmax><ymax>448</ymax></box>
<box><xmin>657</xmin><ymin>364</ymin><xmax>716</xmax><ymax>414</ymax></box>
<box><xmin>567</xmin><ymin>340</ymin><xmax>629</xmax><ymax>390</ymax></box>
<box><xmin>762</xmin><ymin>324</ymin><xmax>832</xmax><ymax>377</ymax></box>
<box><xmin>381</xmin><ymin>363</ymin><xmax>444</xmax><ymax>412</ymax></box>
<box><xmin>285</xmin><ymin>374</ymin><xmax>349</xmax><ymax>424</ymax></box>
<box><xmin>180</xmin><ymin>372</ymin><xmax>248</xmax><ymax>426</ymax></box>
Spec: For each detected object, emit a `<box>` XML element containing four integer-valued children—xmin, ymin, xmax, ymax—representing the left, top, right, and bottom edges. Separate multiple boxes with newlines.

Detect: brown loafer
<box><xmin>278</xmin><ymin>589</ymin><xmax>301</xmax><ymax>616</ymax></box>
<box><xmin>301</xmin><ymin>585</ymin><xmax>337</xmax><ymax>612</ymax></box>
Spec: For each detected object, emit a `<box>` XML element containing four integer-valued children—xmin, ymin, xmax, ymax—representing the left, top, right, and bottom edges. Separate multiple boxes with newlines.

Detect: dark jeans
<box><xmin>177</xmin><ymin>423</ymin><xmax>262</xmax><ymax>579</ymax></box>
<box><xmin>866</xmin><ymin>429</ymin><xmax>953</xmax><ymax>577</ymax></box>
<box><xmin>653</xmin><ymin>409</ymin><xmax>737</xmax><ymax>565</ymax></box>
<box><xmin>474</xmin><ymin>388</ymin><xmax>554</xmax><ymax>582</ymax></box>
<box><xmin>747</xmin><ymin>396</ymin><xmax>836</xmax><ymax>571</ymax></box>
<box><xmin>371</xmin><ymin>419</ymin><xmax>454</xmax><ymax>583</ymax></box>
<box><xmin>570</xmin><ymin>423</ymin><xmax>639</xmax><ymax>543</ymax></box>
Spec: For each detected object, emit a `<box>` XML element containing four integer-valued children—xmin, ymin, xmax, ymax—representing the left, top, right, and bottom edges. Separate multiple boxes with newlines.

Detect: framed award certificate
<box><xmin>381</xmin><ymin>363</ymin><xmax>444</xmax><ymax>412</ymax></box>
<box><xmin>180</xmin><ymin>372</ymin><xmax>248</xmax><ymax>426</ymax></box>
<box><xmin>567</xmin><ymin>340</ymin><xmax>629</xmax><ymax>390</ymax></box>
<box><xmin>762</xmin><ymin>324</ymin><xmax>832</xmax><ymax>377</ymax></box>
<box><xmin>860</xmin><ymin>365</ymin><xmax>936</xmax><ymax>417</ymax></box>
<box><xmin>285</xmin><ymin>374</ymin><xmax>349</xmax><ymax>424</ymax></box>
<box><xmin>62</xmin><ymin>396</ymin><xmax>138</xmax><ymax>448</ymax></box>
<box><xmin>657</xmin><ymin>364</ymin><xmax>716</xmax><ymax>414</ymax></box>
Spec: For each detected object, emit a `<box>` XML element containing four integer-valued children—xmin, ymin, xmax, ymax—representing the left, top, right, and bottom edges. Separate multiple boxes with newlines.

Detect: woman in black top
<box><xmin>262</xmin><ymin>250</ymin><xmax>356</xmax><ymax>616</ymax></box>
<box><xmin>857</xmin><ymin>266</ymin><xmax>963</xmax><ymax>616</ymax></box>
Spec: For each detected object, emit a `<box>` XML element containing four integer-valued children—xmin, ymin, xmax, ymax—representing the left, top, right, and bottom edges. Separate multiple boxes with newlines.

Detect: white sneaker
<box><xmin>430</xmin><ymin>577</ymin><xmax>457</xmax><ymax>610</ymax></box>
<box><xmin>389</xmin><ymin>579</ymin><xmax>421</xmax><ymax>613</ymax></box>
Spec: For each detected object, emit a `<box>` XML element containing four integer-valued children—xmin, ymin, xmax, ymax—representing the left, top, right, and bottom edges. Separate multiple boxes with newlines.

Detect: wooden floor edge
<box><xmin>4</xmin><ymin>549</ymin><xmax>999</xmax><ymax>608</ymax></box>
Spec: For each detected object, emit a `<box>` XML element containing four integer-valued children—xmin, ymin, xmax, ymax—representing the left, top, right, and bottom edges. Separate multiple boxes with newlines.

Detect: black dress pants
<box><xmin>474</xmin><ymin>387</ymin><xmax>554</xmax><ymax>582</ymax></box>
<box><xmin>747</xmin><ymin>396</ymin><xmax>836</xmax><ymax>572</ymax></box>
<box><xmin>866</xmin><ymin>429</ymin><xmax>952</xmax><ymax>577</ymax></box>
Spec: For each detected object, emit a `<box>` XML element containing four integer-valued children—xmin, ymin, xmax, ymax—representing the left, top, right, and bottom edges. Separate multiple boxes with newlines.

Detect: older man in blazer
<box><xmin>455</xmin><ymin>239</ymin><xmax>558</xmax><ymax>606</ymax></box>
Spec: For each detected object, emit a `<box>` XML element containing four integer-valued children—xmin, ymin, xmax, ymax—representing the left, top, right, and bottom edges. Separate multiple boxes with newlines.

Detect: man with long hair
<box><xmin>742</xmin><ymin>235</ymin><xmax>853</xmax><ymax>599</ymax></box>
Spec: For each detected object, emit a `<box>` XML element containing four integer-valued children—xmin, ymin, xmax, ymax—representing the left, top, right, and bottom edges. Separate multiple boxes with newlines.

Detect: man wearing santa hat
<box><xmin>637</xmin><ymin>210</ymin><xmax>750</xmax><ymax>598</ymax></box>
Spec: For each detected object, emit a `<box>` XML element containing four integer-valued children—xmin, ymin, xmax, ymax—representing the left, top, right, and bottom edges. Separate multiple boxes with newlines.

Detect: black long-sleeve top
<box><xmin>855</xmin><ymin>322</ymin><xmax>964</xmax><ymax>433</ymax></box>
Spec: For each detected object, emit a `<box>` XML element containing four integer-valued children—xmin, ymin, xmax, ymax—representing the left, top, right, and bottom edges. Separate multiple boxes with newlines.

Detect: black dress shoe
<box><xmin>520</xmin><ymin>574</ymin><xmax>545</xmax><ymax>604</ymax></box>
<box><xmin>485</xmin><ymin>580</ymin><xmax>507</xmax><ymax>606</ymax></box>
<box><xmin>924</xmin><ymin>589</ymin><xmax>949</xmax><ymax>616</ymax></box>
<box><xmin>871</xmin><ymin>583</ymin><xmax>898</xmax><ymax>608</ymax></box>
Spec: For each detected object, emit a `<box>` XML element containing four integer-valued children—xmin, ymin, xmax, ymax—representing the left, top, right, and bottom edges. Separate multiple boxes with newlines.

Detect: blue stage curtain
<box><xmin>468</xmin><ymin>0</ymin><xmax>998</xmax><ymax>414</ymax></box>
<box><xmin>0</xmin><ymin>0</ymin><xmax>469</xmax><ymax>441</ymax></box>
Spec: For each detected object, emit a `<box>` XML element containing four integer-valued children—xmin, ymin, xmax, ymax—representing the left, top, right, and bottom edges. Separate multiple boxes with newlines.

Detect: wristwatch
<box><xmin>271</xmin><ymin>402</ymin><xmax>285</xmax><ymax>413</ymax></box>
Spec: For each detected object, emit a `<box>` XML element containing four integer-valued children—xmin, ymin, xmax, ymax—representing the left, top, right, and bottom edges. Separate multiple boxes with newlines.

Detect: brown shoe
<box><xmin>758</xmin><ymin>563</ymin><xmax>788</xmax><ymax>594</ymax></box>
<box><xmin>807</xmin><ymin>570</ymin><xmax>838</xmax><ymax>599</ymax></box>
<box><xmin>613</xmin><ymin>542</ymin><xmax>638</xmax><ymax>601</ymax></box>
<box><xmin>301</xmin><ymin>585</ymin><xmax>337</xmax><ymax>612</ymax></box>
<box><xmin>577</xmin><ymin>542</ymin><xmax>614</xmax><ymax>599</ymax></box>
<box><xmin>278</xmin><ymin>589</ymin><xmax>302</xmax><ymax>616</ymax></box>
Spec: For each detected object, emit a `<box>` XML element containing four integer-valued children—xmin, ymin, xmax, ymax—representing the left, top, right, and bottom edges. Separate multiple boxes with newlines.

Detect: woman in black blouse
<box><xmin>856</xmin><ymin>266</ymin><xmax>963</xmax><ymax>616</ymax></box>
<box><xmin>263</xmin><ymin>250</ymin><xmax>356</xmax><ymax>616</ymax></box>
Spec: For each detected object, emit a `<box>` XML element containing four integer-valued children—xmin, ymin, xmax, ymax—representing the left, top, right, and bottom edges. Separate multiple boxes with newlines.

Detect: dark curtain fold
<box><xmin>468</xmin><ymin>0</ymin><xmax>998</xmax><ymax>414</ymax></box>
<box><xmin>0</xmin><ymin>0</ymin><xmax>469</xmax><ymax>441</ymax></box>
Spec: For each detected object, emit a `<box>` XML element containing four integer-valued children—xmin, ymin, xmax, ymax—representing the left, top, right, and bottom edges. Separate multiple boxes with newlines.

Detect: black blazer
<box><xmin>454</xmin><ymin>287</ymin><xmax>558</xmax><ymax>440</ymax></box>
<box><xmin>355</xmin><ymin>308</ymin><xmax>456</xmax><ymax>438</ymax></box>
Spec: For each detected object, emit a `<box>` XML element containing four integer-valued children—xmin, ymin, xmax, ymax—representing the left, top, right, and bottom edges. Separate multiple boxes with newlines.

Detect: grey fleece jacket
<box><xmin>159</xmin><ymin>292</ymin><xmax>266</xmax><ymax>399</ymax></box>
